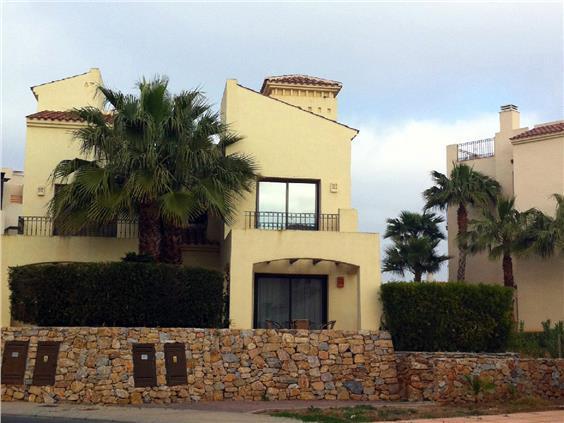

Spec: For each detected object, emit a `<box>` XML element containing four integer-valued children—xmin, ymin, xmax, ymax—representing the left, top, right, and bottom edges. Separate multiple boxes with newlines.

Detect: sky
<box><xmin>1</xmin><ymin>1</ymin><xmax>563</xmax><ymax>280</ymax></box>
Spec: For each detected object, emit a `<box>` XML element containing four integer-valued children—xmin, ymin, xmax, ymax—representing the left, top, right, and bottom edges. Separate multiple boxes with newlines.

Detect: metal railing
<box><xmin>245</xmin><ymin>211</ymin><xmax>339</xmax><ymax>231</ymax></box>
<box><xmin>17</xmin><ymin>216</ymin><xmax>137</xmax><ymax>238</ymax></box>
<box><xmin>457</xmin><ymin>138</ymin><xmax>495</xmax><ymax>161</ymax></box>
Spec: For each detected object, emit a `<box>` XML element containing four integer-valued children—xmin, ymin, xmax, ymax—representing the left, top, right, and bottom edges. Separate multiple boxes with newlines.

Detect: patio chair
<box><xmin>319</xmin><ymin>320</ymin><xmax>336</xmax><ymax>330</ymax></box>
<box><xmin>265</xmin><ymin>320</ymin><xmax>282</xmax><ymax>329</ymax></box>
<box><xmin>292</xmin><ymin>319</ymin><xmax>310</xmax><ymax>330</ymax></box>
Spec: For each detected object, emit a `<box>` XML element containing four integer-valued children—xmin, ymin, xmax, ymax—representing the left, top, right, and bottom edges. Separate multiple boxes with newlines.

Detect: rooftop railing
<box><xmin>457</xmin><ymin>138</ymin><xmax>495</xmax><ymax>161</ymax></box>
<box><xmin>245</xmin><ymin>211</ymin><xmax>339</xmax><ymax>231</ymax></box>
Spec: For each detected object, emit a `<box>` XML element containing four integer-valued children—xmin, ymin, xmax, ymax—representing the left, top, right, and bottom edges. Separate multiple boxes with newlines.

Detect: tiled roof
<box><xmin>510</xmin><ymin>122</ymin><xmax>564</xmax><ymax>140</ymax></box>
<box><xmin>27</xmin><ymin>110</ymin><xmax>82</xmax><ymax>122</ymax></box>
<box><xmin>260</xmin><ymin>74</ymin><xmax>342</xmax><ymax>94</ymax></box>
<box><xmin>27</xmin><ymin>110</ymin><xmax>112</xmax><ymax>123</ymax></box>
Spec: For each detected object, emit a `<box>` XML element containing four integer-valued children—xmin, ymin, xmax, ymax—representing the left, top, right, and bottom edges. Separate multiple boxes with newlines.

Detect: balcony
<box><xmin>15</xmin><ymin>216</ymin><xmax>215</xmax><ymax>245</ymax></box>
<box><xmin>245</xmin><ymin>211</ymin><xmax>339</xmax><ymax>231</ymax></box>
<box><xmin>457</xmin><ymin>138</ymin><xmax>494</xmax><ymax>161</ymax></box>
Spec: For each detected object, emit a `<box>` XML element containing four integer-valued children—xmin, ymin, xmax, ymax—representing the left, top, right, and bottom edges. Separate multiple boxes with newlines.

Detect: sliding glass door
<box><xmin>256</xmin><ymin>179</ymin><xmax>318</xmax><ymax>230</ymax></box>
<box><xmin>254</xmin><ymin>274</ymin><xmax>327</xmax><ymax>329</ymax></box>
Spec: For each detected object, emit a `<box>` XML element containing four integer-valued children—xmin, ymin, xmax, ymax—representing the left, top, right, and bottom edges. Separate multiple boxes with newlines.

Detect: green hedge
<box><xmin>380</xmin><ymin>282</ymin><xmax>514</xmax><ymax>352</ymax></box>
<box><xmin>10</xmin><ymin>262</ymin><xmax>226</xmax><ymax>328</ymax></box>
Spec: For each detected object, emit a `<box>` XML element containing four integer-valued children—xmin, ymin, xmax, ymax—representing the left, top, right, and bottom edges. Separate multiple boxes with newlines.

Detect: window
<box><xmin>257</xmin><ymin>179</ymin><xmax>318</xmax><ymax>230</ymax></box>
<box><xmin>254</xmin><ymin>274</ymin><xmax>327</xmax><ymax>329</ymax></box>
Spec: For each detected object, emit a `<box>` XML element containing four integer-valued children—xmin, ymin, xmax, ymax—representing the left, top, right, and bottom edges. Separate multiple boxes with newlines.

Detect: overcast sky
<box><xmin>2</xmin><ymin>1</ymin><xmax>562</xmax><ymax>280</ymax></box>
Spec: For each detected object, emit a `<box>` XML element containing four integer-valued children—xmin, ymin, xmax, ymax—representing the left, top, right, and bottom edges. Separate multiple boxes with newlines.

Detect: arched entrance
<box><xmin>252</xmin><ymin>258</ymin><xmax>359</xmax><ymax>330</ymax></box>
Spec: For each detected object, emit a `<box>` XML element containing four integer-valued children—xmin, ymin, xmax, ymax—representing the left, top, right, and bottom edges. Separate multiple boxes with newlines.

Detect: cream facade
<box><xmin>1</xmin><ymin>70</ymin><xmax>381</xmax><ymax>330</ymax></box>
<box><xmin>446</xmin><ymin>105</ymin><xmax>564</xmax><ymax>330</ymax></box>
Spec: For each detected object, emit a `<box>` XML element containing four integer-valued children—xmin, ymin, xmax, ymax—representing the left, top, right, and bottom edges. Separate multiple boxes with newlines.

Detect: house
<box><xmin>446</xmin><ymin>105</ymin><xmax>564</xmax><ymax>330</ymax></box>
<box><xmin>1</xmin><ymin>168</ymin><xmax>24</xmax><ymax>234</ymax></box>
<box><xmin>1</xmin><ymin>69</ymin><xmax>382</xmax><ymax>330</ymax></box>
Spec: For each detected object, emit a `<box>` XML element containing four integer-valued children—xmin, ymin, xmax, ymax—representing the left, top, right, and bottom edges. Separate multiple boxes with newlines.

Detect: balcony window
<box><xmin>257</xmin><ymin>179</ymin><xmax>318</xmax><ymax>230</ymax></box>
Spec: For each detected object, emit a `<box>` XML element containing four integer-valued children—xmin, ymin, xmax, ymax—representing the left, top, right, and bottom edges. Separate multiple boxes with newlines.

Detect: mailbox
<box><xmin>164</xmin><ymin>343</ymin><xmax>187</xmax><ymax>386</ymax></box>
<box><xmin>1</xmin><ymin>341</ymin><xmax>29</xmax><ymax>385</ymax></box>
<box><xmin>32</xmin><ymin>341</ymin><xmax>60</xmax><ymax>386</ymax></box>
<box><xmin>132</xmin><ymin>344</ymin><xmax>157</xmax><ymax>387</ymax></box>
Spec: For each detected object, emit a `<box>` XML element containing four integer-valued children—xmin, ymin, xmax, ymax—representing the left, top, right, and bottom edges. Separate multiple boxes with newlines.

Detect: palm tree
<box><xmin>463</xmin><ymin>197</ymin><xmax>530</xmax><ymax>288</ymax></box>
<box><xmin>523</xmin><ymin>194</ymin><xmax>564</xmax><ymax>258</ymax></box>
<box><xmin>50</xmin><ymin>77</ymin><xmax>257</xmax><ymax>262</ymax></box>
<box><xmin>383</xmin><ymin>211</ymin><xmax>449</xmax><ymax>282</ymax></box>
<box><xmin>423</xmin><ymin>163</ymin><xmax>501</xmax><ymax>281</ymax></box>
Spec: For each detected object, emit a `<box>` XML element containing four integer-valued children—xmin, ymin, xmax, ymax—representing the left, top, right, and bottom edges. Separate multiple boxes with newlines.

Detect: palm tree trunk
<box><xmin>160</xmin><ymin>222</ymin><xmax>183</xmax><ymax>264</ymax></box>
<box><xmin>414</xmin><ymin>269</ymin><xmax>423</xmax><ymax>282</ymax></box>
<box><xmin>502</xmin><ymin>253</ymin><xmax>515</xmax><ymax>288</ymax></box>
<box><xmin>138</xmin><ymin>201</ymin><xmax>160</xmax><ymax>259</ymax></box>
<box><xmin>456</xmin><ymin>203</ymin><xmax>468</xmax><ymax>281</ymax></box>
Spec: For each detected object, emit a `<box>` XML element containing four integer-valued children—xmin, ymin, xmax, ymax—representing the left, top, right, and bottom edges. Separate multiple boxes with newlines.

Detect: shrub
<box><xmin>10</xmin><ymin>262</ymin><xmax>226</xmax><ymax>328</ymax></box>
<box><xmin>508</xmin><ymin>320</ymin><xmax>564</xmax><ymax>358</ymax></box>
<box><xmin>380</xmin><ymin>282</ymin><xmax>513</xmax><ymax>352</ymax></box>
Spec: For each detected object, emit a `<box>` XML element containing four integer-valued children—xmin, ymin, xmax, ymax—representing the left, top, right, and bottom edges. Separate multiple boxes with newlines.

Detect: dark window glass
<box><xmin>254</xmin><ymin>275</ymin><xmax>327</xmax><ymax>329</ymax></box>
<box><xmin>257</xmin><ymin>180</ymin><xmax>318</xmax><ymax>230</ymax></box>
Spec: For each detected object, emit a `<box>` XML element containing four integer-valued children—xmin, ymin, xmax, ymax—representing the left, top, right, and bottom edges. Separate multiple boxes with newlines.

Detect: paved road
<box><xmin>1</xmin><ymin>402</ymin><xmax>295</xmax><ymax>423</ymax></box>
<box><xmin>3</xmin><ymin>417</ymin><xmax>117</xmax><ymax>423</ymax></box>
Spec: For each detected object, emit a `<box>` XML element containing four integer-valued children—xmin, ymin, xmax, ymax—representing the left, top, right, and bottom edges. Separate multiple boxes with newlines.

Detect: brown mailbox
<box><xmin>1</xmin><ymin>341</ymin><xmax>29</xmax><ymax>385</ymax></box>
<box><xmin>132</xmin><ymin>344</ymin><xmax>157</xmax><ymax>387</ymax></box>
<box><xmin>32</xmin><ymin>341</ymin><xmax>60</xmax><ymax>386</ymax></box>
<box><xmin>164</xmin><ymin>343</ymin><xmax>187</xmax><ymax>386</ymax></box>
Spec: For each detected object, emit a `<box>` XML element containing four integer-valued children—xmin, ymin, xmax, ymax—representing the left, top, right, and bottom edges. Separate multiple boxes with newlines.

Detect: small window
<box><xmin>132</xmin><ymin>344</ymin><xmax>157</xmax><ymax>387</ymax></box>
<box><xmin>2</xmin><ymin>341</ymin><xmax>29</xmax><ymax>385</ymax></box>
<box><xmin>32</xmin><ymin>342</ymin><xmax>60</xmax><ymax>386</ymax></box>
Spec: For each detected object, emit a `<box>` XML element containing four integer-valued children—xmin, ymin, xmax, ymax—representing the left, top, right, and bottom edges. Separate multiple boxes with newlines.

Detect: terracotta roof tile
<box><xmin>510</xmin><ymin>122</ymin><xmax>564</xmax><ymax>140</ymax></box>
<box><xmin>261</xmin><ymin>74</ymin><xmax>342</xmax><ymax>94</ymax></box>
<box><xmin>27</xmin><ymin>110</ymin><xmax>112</xmax><ymax>123</ymax></box>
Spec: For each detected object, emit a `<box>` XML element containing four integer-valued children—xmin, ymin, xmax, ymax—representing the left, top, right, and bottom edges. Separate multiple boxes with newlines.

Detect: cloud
<box><xmin>349</xmin><ymin>112</ymin><xmax>539</xmax><ymax>281</ymax></box>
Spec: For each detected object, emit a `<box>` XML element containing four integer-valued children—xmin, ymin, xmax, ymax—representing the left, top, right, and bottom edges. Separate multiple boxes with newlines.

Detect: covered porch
<box><xmin>224</xmin><ymin>228</ymin><xmax>381</xmax><ymax>330</ymax></box>
<box><xmin>253</xmin><ymin>258</ymin><xmax>359</xmax><ymax>330</ymax></box>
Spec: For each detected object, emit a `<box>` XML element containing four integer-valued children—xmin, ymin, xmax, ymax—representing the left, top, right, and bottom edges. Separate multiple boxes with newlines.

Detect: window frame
<box><xmin>256</xmin><ymin>177</ymin><xmax>320</xmax><ymax>217</ymax></box>
<box><xmin>253</xmin><ymin>273</ymin><xmax>328</xmax><ymax>329</ymax></box>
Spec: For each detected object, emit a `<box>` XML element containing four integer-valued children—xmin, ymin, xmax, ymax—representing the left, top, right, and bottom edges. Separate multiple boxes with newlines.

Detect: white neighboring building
<box><xmin>1</xmin><ymin>169</ymin><xmax>24</xmax><ymax>234</ymax></box>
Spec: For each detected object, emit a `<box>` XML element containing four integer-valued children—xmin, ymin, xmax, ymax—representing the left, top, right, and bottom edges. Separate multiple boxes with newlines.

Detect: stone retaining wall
<box><xmin>396</xmin><ymin>351</ymin><xmax>564</xmax><ymax>403</ymax></box>
<box><xmin>1</xmin><ymin>327</ymin><xmax>399</xmax><ymax>404</ymax></box>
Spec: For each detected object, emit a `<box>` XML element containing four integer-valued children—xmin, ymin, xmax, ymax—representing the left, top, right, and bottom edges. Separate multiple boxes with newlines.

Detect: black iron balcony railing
<box><xmin>245</xmin><ymin>211</ymin><xmax>339</xmax><ymax>231</ymax></box>
<box><xmin>16</xmin><ymin>217</ymin><xmax>214</xmax><ymax>245</ymax></box>
<box><xmin>17</xmin><ymin>216</ymin><xmax>137</xmax><ymax>238</ymax></box>
<box><xmin>457</xmin><ymin>138</ymin><xmax>495</xmax><ymax>161</ymax></box>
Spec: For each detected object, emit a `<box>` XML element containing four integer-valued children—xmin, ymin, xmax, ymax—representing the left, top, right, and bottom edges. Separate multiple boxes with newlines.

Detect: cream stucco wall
<box><xmin>512</xmin><ymin>135</ymin><xmax>564</xmax><ymax>214</ymax></box>
<box><xmin>446</xmin><ymin>108</ymin><xmax>564</xmax><ymax>330</ymax></box>
<box><xmin>22</xmin><ymin>121</ymin><xmax>87</xmax><ymax>216</ymax></box>
<box><xmin>220</xmin><ymin>80</ymin><xmax>380</xmax><ymax>330</ymax></box>
<box><xmin>227</xmin><ymin>229</ymin><xmax>381</xmax><ymax>330</ymax></box>
<box><xmin>32</xmin><ymin>68</ymin><xmax>104</xmax><ymax>112</ymax></box>
<box><xmin>221</xmin><ymin>80</ymin><xmax>357</xmax><ymax>233</ymax></box>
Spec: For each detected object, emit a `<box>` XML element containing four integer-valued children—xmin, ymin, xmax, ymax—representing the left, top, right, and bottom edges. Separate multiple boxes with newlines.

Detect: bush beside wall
<box><xmin>381</xmin><ymin>282</ymin><xmax>513</xmax><ymax>352</ymax></box>
<box><xmin>9</xmin><ymin>262</ymin><xmax>226</xmax><ymax>327</ymax></box>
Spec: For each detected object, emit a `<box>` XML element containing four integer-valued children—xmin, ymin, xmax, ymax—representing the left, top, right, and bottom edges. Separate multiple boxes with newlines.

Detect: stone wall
<box><xmin>396</xmin><ymin>352</ymin><xmax>564</xmax><ymax>403</ymax></box>
<box><xmin>1</xmin><ymin>327</ymin><xmax>399</xmax><ymax>404</ymax></box>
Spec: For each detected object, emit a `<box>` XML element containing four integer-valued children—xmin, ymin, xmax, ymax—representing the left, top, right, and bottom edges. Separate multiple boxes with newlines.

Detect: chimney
<box><xmin>260</xmin><ymin>75</ymin><xmax>342</xmax><ymax>120</ymax></box>
<box><xmin>499</xmin><ymin>104</ymin><xmax>520</xmax><ymax>132</ymax></box>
